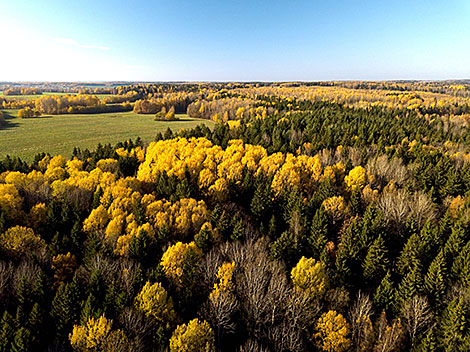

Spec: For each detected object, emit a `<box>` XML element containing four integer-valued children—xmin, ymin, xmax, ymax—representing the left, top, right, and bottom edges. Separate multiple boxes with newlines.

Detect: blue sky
<box><xmin>0</xmin><ymin>0</ymin><xmax>469</xmax><ymax>81</ymax></box>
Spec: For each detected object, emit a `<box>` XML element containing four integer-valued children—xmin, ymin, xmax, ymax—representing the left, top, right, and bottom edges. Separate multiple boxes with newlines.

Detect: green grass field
<box><xmin>0</xmin><ymin>92</ymin><xmax>115</xmax><ymax>101</ymax></box>
<box><xmin>0</xmin><ymin>110</ymin><xmax>213</xmax><ymax>162</ymax></box>
<box><xmin>0</xmin><ymin>92</ymin><xmax>69</xmax><ymax>100</ymax></box>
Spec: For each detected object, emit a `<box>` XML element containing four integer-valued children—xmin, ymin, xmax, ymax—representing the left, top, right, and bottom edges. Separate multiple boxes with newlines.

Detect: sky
<box><xmin>0</xmin><ymin>0</ymin><xmax>469</xmax><ymax>81</ymax></box>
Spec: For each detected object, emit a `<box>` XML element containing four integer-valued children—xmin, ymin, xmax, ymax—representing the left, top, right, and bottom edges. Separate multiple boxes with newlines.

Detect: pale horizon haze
<box><xmin>1</xmin><ymin>0</ymin><xmax>469</xmax><ymax>82</ymax></box>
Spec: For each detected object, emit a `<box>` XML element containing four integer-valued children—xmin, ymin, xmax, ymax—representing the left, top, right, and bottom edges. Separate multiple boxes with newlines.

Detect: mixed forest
<box><xmin>2</xmin><ymin>80</ymin><xmax>470</xmax><ymax>351</ymax></box>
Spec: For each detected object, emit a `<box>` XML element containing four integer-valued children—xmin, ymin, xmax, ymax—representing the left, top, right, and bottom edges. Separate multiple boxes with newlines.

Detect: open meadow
<box><xmin>0</xmin><ymin>91</ymin><xmax>115</xmax><ymax>101</ymax></box>
<box><xmin>0</xmin><ymin>109</ymin><xmax>213</xmax><ymax>161</ymax></box>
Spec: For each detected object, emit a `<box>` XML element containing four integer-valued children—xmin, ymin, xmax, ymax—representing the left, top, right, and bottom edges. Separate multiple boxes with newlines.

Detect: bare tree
<box><xmin>236</xmin><ymin>250</ymin><xmax>289</xmax><ymax>339</ymax></box>
<box><xmin>0</xmin><ymin>261</ymin><xmax>13</xmax><ymax>305</ymax></box>
<box><xmin>377</xmin><ymin>189</ymin><xmax>436</xmax><ymax>228</ymax></box>
<box><xmin>289</xmin><ymin>209</ymin><xmax>304</xmax><ymax>237</ymax></box>
<box><xmin>409</xmin><ymin>192</ymin><xmax>436</xmax><ymax>226</ymax></box>
<box><xmin>118</xmin><ymin>307</ymin><xmax>155</xmax><ymax>352</ymax></box>
<box><xmin>400</xmin><ymin>295</ymin><xmax>433</xmax><ymax>347</ymax></box>
<box><xmin>349</xmin><ymin>147</ymin><xmax>363</xmax><ymax>167</ymax></box>
<box><xmin>118</xmin><ymin>259</ymin><xmax>144</xmax><ymax>299</ymax></box>
<box><xmin>268</xmin><ymin>290</ymin><xmax>320</xmax><ymax>351</ymax></box>
<box><xmin>197</xmin><ymin>246</ymin><xmax>225</xmax><ymax>294</ymax></box>
<box><xmin>237</xmin><ymin>339</ymin><xmax>271</xmax><ymax>352</ymax></box>
<box><xmin>288</xmin><ymin>130</ymin><xmax>303</xmax><ymax>144</ymax></box>
<box><xmin>13</xmin><ymin>260</ymin><xmax>41</xmax><ymax>292</ymax></box>
<box><xmin>377</xmin><ymin>189</ymin><xmax>410</xmax><ymax>227</ymax></box>
<box><xmin>367</xmin><ymin>155</ymin><xmax>410</xmax><ymax>188</ymax></box>
<box><xmin>317</xmin><ymin>149</ymin><xmax>336</xmax><ymax>167</ymax></box>
<box><xmin>326</xmin><ymin>286</ymin><xmax>350</xmax><ymax>313</ymax></box>
<box><xmin>349</xmin><ymin>291</ymin><xmax>375</xmax><ymax>352</ymax></box>
<box><xmin>200</xmin><ymin>289</ymin><xmax>239</xmax><ymax>343</ymax></box>
<box><xmin>229</xmin><ymin>239</ymin><xmax>290</xmax><ymax>344</ymax></box>
<box><xmin>374</xmin><ymin>312</ymin><xmax>405</xmax><ymax>352</ymax></box>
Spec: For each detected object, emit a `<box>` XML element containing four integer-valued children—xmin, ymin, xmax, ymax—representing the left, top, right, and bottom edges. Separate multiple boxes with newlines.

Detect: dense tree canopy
<box><xmin>1</xmin><ymin>80</ymin><xmax>470</xmax><ymax>351</ymax></box>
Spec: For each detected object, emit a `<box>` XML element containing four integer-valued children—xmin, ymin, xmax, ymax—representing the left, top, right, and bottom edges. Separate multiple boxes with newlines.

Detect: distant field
<box><xmin>0</xmin><ymin>92</ymin><xmax>115</xmax><ymax>100</ymax></box>
<box><xmin>0</xmin><ymin>110</ymin><xmax>213</xmax><ymax>161</ymax></box>
<box><xmin>0</xmin><ymin>92</ymin><xmax>69</xmax><ymax>100</ymax></box>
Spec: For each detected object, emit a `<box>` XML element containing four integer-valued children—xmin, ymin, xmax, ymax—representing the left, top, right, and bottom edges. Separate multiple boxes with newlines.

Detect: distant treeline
<box><xmin>2</xmin><ymin>95</ymin><xmax>133</xmax><ymax>115</ymax></box>
<box><xmin>2</xmin><ymin>87</ymin><xmax>42</xmax><ymax>96</ymax></box>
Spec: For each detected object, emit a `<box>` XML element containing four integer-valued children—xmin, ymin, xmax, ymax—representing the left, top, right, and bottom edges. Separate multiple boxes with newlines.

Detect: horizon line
<box><xmin>1</xmin><ymin>78</ymin><xmax>470</xmax><ymax>84</ymax></box>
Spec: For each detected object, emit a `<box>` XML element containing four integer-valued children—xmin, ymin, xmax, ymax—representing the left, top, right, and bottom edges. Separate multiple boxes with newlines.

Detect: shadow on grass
<box><xmin>22</xmin><ymin>115</ymin><xmax>54</xmax><ymax>119</ymax></box>
<box><xmin>0</xmin><ymin>119</ymin><xmax>20</xmax><ymax>130</ymax></box>
<box><xmin>176</xmin><ymin>118</ymin><xmax>195</xmax><ymax>122</ymax></box>
<box><xmin>155</xmin><ymin>118</ymin><xmax>199</xmax><ymax>122</ymax></box>
<box><xmin>2</xmin><ymin>110</ymin><xmax>53</xmax><ymax>120</ymax></box>
<box><xmin>3</xmin><ymin>111</ymin><xmax>17</xmax><ymax>119</ymax></box>
<box><xmin>155</xmin><ymin>118</ymin><xmax>184</xmax><ymax>122</ymax></box>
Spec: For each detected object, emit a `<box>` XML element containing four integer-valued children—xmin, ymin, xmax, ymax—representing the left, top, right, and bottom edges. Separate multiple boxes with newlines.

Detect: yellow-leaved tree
<box><xmin>135</xmin><ymin>281</ymin><xmax>177</xmax><ymax>329</ymax></box>
<box><xmin>322</xmin><ymin>196</ymin><xmax>347</xmax><ymax>219</ymax></box>
<box><xmin>169</xmin><ymin>318</ymin><xmax>215</xmax><ymax>352</ymax></box>
<box><xmin>44</xmin><ymin>155</ymin><xmax>68</xmax><ymax>181</ymax></box>
<box><xmin>344</xmin><ymin>166</ymin><xmax>367</xmax><ymax>191</ymax></box>
<box><xmin>291</xmin><ymin>256</ymin><xmax>326</xmax><ymax>298</ymax></box>
<box><xmin>83</xmin><ymin>205</ymin><xmax>109</xmax><ymax>234</ymax></box>
<box><xmin>96</xmin><ymin>159</ymin><xmax>119</xmax><ymax>174</ymax></box>
<box><xmin>210</xmin><ymin>262</ymin><xmax>235</xmax><ymax>301</ymax></box>
<box><xmin>69</xmin><ymin>314</ymin><xmax>113</xmax><ymax>351</ymax></box>
<box><xmin>314</xmin><ymin>310</ymin><xmax>351</xmax><ymax>352</ymax></box>
<box><xmin>160</xmin><ymin>242</ymin><xmax>202</xmax><ymax>287</ymax></box>
<box><xmin>28</xmin><ymin>203</ymin><xmax>47</xmax><ymax>229</ymax></box>
<box><xmin>0</xmin><ymin>226</ymin><xmax>45</xmax><ymax>257</ymax></box>
<box><xmin>51</xmin><ymin>252</ymin><xmax>78</xmax><ymax>287</ymax></box>
<box><xmin>0</xmin><ymin>183</ymin><xmax>22</xmax><ymax>220</ymax></box>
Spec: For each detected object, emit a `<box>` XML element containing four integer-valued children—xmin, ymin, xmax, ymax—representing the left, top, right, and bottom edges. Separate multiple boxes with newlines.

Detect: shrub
<box><xmin>18</xmin><ymin>107</ymin><xmax>40</xmax><ymax>118</ymax></box>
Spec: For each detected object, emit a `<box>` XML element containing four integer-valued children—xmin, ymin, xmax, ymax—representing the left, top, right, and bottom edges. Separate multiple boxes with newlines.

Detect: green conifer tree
<box><xmin>268</xmin><ymin>214</ymin><xmax>278</xmax><ymax>238</ymax></box>
<box><xmin>424</xmin><ymin>250</ymin><xmax>447</xmax><ymax>305</ymax></box>
<box><xmin>439</xmin><ymin>298</ymin><xmax>467</xmax><ymax>352</ymax></box>
<box><xmin>194</xmin><ymin>226</ymin><xmax>214</xmax><ymax>252</ymax></box>
<box><xmin>443</xmin><ymin>224</ymin><xmax>466</xmax><ymax>264</ymax></box>
<box><xmin>363</xmin><ymin>234</ymin><xmax>389</xmax><ymax>284</ymax></box>
<box><xmin>51</xmin><ymin>275</ymin><xmax>81</xmax><ymax>336</ymax></box>
<box><xmin>308</xmin><ymin>207</ymin><xmax>328</xmax><ymax>259</ymax></box>
<box><xmin>10</xmin><ymin>327</ymin><xmax>30</xmax><ymax>352</ymax></box>
<box><xmin>70</xmin><ymin>220</ymin><xmax>83</xmax><ymax>255</ymax></box>
<box><xmin>80</xmin><ymin>293</ymin><xmax>103</xmax><ymax>324</ymax></box>
<box><xmin>94</xmin><ymin>186</ymin><xmax>105</xmax><ymax>210</ymax></box>
<box><xmin>413</xmin><ymin>328</ymin><xmax>437</xmax><ymax>352</ymax></box>
<box><xmin>0</xmin><ymin>210</ymin><xmax>5</xmax><ymax>234</ymax></box>
<box><xmin>27</xmin><ymin>303</ymin><xmax>43</xmax><ymax>346</ymax></box>
<box><xmin>451</xmin><ymin>241</ymin><xmax>470</xmax><ymax>286</ymax></box>
<box><xmin>396</xmin><ymin>233</ymin><xmax>423</xmax><ymax>276</ymax></box>
<box><xmin>374</xmin><ymin>271</ymin><xmax>396</xmax><ymax>314</ymax></box>
<box><xmin>250</xmin><ymin>181</ymin><xmax>272</xmax><ymax>222</ymax></box>
<box><xmin>15</xmin><ymin>278</ymin><xmax>32</xmax><ymax>312</ymax></box>
<box><xmin>396</xmin><ymin>265</ymin><xmax>423</xmax><ymax>307</ymax></box>
<box><xmin>129</xmin><ymin>229</ymin><xmax>157</xmax><ymax>268</ymax></box>
<box><xmin>0</xmin><ymin>311</ymin><xmax>14</xmax><ymax>352</ymax></box>
<box><xmin>270</xmin><ymin>231</ymin><xmax>298</xmax><ymax>268</ymax></box>
<box><xmin>104</xmin><ymin>281</ymin><xmax>126</xmax><ymax>319</ymax></box>
<box><xmin>335</xmin><ymin>218</ymin><xmax>361</xmax><ymax>284</ymax></box>
<box><xmin>350</xmin><ymin>188</ymin><xmax>363</xmax><ymax>215</ymax></box>
<box><xmin>231</xmin><ymin>214</ymin><xmax>245</xmax><ymax>241</ymax></box>
<box><xmin>32</xmin><ymin>272</ymin><xmax>47</xmax><ymax>305</ymax></box>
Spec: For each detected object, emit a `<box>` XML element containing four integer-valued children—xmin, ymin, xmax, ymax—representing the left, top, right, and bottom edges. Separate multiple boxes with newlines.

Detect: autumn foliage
<box><xmin>2</xmin><ymin>80</ymin><xmax>470</xmax><ymax>351</ymax></box>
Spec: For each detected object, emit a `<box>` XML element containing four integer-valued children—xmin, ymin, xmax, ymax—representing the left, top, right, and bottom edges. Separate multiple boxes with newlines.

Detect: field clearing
<box><xmin>0</xmin><ymin>92</ymin><xmax>115</xmax><ymax>100</ymax></box>
<box><xmin>0</xmin><ymin>92</ymin><xmax>69</xmax><ymax>100</ymax></box>
<box><xmin>0</xmin><ymin>110</ymin><xmax>213</xmax><ymax>161</ymax></box>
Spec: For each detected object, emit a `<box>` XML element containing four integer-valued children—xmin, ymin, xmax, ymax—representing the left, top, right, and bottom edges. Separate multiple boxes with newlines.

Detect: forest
<box><xmin>1</xmin><ymin>80</ymin><xmax>470</xmax><ymax>351</ymax></box>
